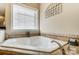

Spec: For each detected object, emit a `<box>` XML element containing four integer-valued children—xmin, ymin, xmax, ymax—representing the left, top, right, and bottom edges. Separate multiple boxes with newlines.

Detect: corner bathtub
<box><xmin>0</xmin><ymin>36</ymin><xmax>67</xmax><ymax>55</ymax></box>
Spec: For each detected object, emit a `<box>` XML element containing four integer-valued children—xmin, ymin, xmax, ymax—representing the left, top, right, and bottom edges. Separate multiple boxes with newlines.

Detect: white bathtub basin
<box><xmin>0</xmin><ymin>36</ymin><xmax>67</xmax><ymax>53</ymax></box>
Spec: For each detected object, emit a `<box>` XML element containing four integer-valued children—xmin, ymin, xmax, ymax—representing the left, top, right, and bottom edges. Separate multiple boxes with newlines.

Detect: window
<box><xmin>45</xmin><ymin>3</ymin><xmax>62</xmax><ymax>18</ymax></box>
<box><xmin>11</xmin><ymin>4</ymin><xmax>38</xmax><ymax>31</ymax></box>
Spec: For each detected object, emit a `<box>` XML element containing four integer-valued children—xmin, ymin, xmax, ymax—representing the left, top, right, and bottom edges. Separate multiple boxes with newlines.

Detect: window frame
<box><xmin>10</xmin><ymin>4</ymin><xmax>39</xmax><ymax>32</ymax></box>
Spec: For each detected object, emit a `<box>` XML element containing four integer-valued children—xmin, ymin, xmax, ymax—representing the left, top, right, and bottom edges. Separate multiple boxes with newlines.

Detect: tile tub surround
<box><xmin>0</xmin><ymin>36</ymin><xmax>67</xmax><ymax>55</ymax></box>
<box><xmin>41</xmin><ymin>33</ymin><xmax>79</xmax><ymax>42</ymax></box>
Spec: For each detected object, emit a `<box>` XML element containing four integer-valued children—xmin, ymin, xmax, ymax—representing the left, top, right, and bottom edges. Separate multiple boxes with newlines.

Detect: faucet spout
<box><xmin>51</xmin><ymin>40</ymin><xmax>62</xmax><ymax>48</ymax></box>
<box><xmin>51</xmin><ymin>40</ymin><xmax>66</xmax><ymax>55</ymax></box>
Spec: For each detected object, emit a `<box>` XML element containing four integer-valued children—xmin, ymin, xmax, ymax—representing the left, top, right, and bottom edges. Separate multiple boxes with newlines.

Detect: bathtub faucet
<box><xmin>51</xmin><ymin>40</ymin><xmax>66</xmax><ymax>55</ymax></box>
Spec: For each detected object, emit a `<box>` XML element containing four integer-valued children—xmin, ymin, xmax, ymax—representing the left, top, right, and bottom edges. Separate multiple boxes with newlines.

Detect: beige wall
<box><xmin>40</xmin><ymin>3</ymin><xmax>79</xmax><ymax>36</ymax></box>
<box><xmin>5</xmin><ymin>3</ymin><xmax>40</xmax><ymax>37</ymax></box>
<box><xmin>0</xmin><ymin>4</ymin><xmax>5</xmax><ymax>27</ymax></box>
<box><xmin>22</xmin><ymin>3</ymin><xmax>40</xmax><ymax>9</ymax></box>
<box><xmin>0</xmin><ymin>3</ymin><xmax>5</xmax><ymax>16</ymax></box>
<box><xmin>5</xmin><ymin>3</ymin><xmax>79</xmax><ymax>38</ymax></box>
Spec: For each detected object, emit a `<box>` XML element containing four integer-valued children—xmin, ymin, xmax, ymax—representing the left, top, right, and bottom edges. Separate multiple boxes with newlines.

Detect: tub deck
<box><xmin>0</xmin><ymin>36</ymin><xmax>68</xmax><ymax>55</ymax></box>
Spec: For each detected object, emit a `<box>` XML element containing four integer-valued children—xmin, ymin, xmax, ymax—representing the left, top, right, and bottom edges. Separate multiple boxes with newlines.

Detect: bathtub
<box><xmin>0</xmin><ymin>36</ymin><xmax>67</xmax><ymax>54</ymax></box>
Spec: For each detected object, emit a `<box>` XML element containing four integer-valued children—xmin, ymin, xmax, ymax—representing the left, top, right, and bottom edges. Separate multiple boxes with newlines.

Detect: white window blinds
<box><xmin>12</xmin><ymin>4</ymin><xmax>38</xmax><ymax>30</ymax></box>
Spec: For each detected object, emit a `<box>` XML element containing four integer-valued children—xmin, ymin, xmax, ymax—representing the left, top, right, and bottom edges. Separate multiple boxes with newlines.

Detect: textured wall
<box><xmin>40</xmin><ymin>3</ymin><xmax>79</xmax><ymax>36</ymax></box>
